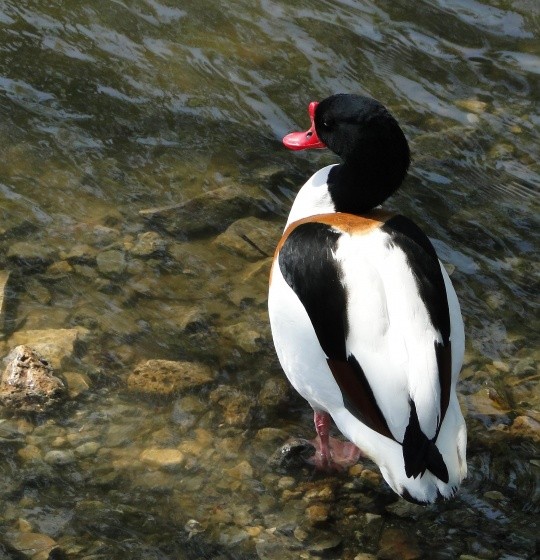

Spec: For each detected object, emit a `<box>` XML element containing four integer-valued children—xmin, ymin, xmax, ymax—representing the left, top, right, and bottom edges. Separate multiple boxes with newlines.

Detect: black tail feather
<box><xmin>403</xmin><ymin>400</ymin><xmax>449</xmax><ymax>483</ymax></box>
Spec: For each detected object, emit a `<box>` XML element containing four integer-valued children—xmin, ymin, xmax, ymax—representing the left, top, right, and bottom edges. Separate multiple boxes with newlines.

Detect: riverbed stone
<box><xmin>268</xmin><ymin>438</ymin><xmax>316</xmax><ymax>472</ymax></box>
<box><xmin>219</xmin><ymin>321</ymin><xmax>263</xmax><ymax>353</ymax></box>
<box><xmin>305</xmin><ymin>503</ymin><xmax>330</xmax><ymax>524</ymax></box>
<box><xmin>149</xmin><ymin>304</ymin><xmax>211</xmax><ymax>336</ymax></box>
<box><xmin>228</xmin><ymin>259</ymin><xmax>272</xmax><ymax>307</ymax></box>
<box><xmin>74</xmin><ymin>441</ymin><xmax>100</xmax><ymax>458</ymax></box>
<box><xmin>213</xmin><ymin>216</ymin><xmax>281</xmax><ymax>260</ymax></box>
<box><xmin>127</xmin><ymin>359</ymin><xmax>214</xmax><ymax>396</ymax></box>
<box><xmin>44</xmin><ymin>449</ymin><xmax>76</xmax><ymax>465</ymax></box>
<box><xmin>96</xmin><ymin>249</ymin><xmax>127</xmax><ymax>277</ymax></box>
<box><xmin>4</xmin><ymin>531</ymin><xmax>62</xmax><ymax>560</ymax></box>
<box><xmin>25</xmin><ymin>277</ymin><xmax>51</xmax><ymax>305</ymax></box>
<box><xmin>129</xmin><ymin>231</ymin><xmax>168</xmax><ymax>257</ymax></box>
<box><xmin>8</xmin><ymin>327</ymin><xmax>89</xmax><ymax>369</ymax></box>
<box><xmin>508</xmin><ymin>415</ymin><xmax>540</xmax><ymax>442</ymax></box>
<box><xmin>259</xmin><ymin>376</ymin><xmax>290</xmax><ymax>407</ymax></box>
<box><xmin>226</xmin><ymin>460</ymin><xmax>253</xmax><ymax>480</ymax></box>
<box><xmin>139</xmin><ymin>184</ymin><xmax>266</xmax><ymax>236</ymax></box>
<box><xmin>209</xmin><ymin>385</ymin><xmax>253</xmax><ymax>426</ymax></box>
<box><xmin>255</xmin><ymin>533</ymin><xmax>305</xmax><ymax>560</ymax></box>
<box><xmin>63</xmin><ymin>243</ymin><xmax>96</xmax><ymax>264</ymax></box>
<box><xmin>140</xmin><ymin>447</ymin><xmax>185</xmax><ymax>468</ymax></box>
<box><xmin>377</xmin><ymin>527</ymin><xmax>421</xmax><ymax>560</ymax></box>
<box><xmin>0</xmin><ymin>345</ymin><xmax>67</xmax><ymax>412</ymax></box>
<box><xmin>7</xmin><ymin>242</ymin><xmax>58</xmax><ymax>270</ymax></box>
<box><xmin>62</xmin><ymin>371</ymin><xmax>91</xmax><ymax>398</ymax></box>
<box><xmin>17</xmin><ymin>444</ymin><xmax>42</xmax><ymax>462</ymax></box>
<box><xmin>307</xmin><ymin>531</ymin><xmax>343</xmax><ymax>553</ymax></box>
<box><xmin>466</xmin><ymin>387</ymin><xmax>510</xmax><ymax>417</ymax></box>
<box><xmin>385</xmin><ymin>498</ymin><xmax>426</xmax><ymax>519</ymax></box>
<box><xmin>45</xmin><ymin>260</ymin><xmax>74</xmax><ymax>278</ymax></box>
<box><xmin>455</xmin><ymin>98</ymin><xmax>488</xmax><ymax>114</ymax></box>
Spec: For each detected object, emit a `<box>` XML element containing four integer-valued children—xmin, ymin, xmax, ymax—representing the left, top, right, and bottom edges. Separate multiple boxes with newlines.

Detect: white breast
<box><xmin>285</xmin><ymin>165</ymin><xmax>336</xmax><ymax>227</ymax></box>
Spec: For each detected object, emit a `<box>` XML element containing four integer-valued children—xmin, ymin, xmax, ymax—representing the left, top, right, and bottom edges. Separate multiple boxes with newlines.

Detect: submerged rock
<box><xmin>213</xmin><ymin>216</ymin><xmax>281</xmax><ymax>261</ymax></box>
<box><xmin>139</xmin><ymin>184</ymin><xmax>266</xmax><ymax>237</ymax></box>
<box><xmin>9</xmin><ymin>327</ymin><xmax>89</xmax><ymax>369</ymax></box>
<box><xmin>228</xmin><ymin>259</ymin><xmax>271</xmax><ymax>307</ymax></box>
<box><xmin>268</xmin><ymin>438</ymin><xmax>316</xmax><ymax>472</ymax></box>
<box><xmin>129</xmin><ymin>231</ymin><xmax>168</xmax><ymax>257</ymax></box>
<box><xmin>7</xmin><ymin>242</ymin><xmax>58</xmax><ymax>270</ymax></box>
<box><xmin>377</xmin><ymin>527</ymin><xmax>421</xmax><ymax>560</ymax></box>
<box><xmin>4</xmin><ymin>531</ymin><xmax>65</xmax><ymax>560</ymax></box>
<box><xmin>258</xmin><ymin>376</ymin><xmax>290</xmax><ymax>408</ymax></box>
<box><xmin>0</xmin><ymin>345</ymin><xmax>67</xmax><ymax>412</ymax></box>
<box><xmin>140</xmin><ymin>448</ymin><xmax>185</xmax><ymax>468</ymax></box>
<box><xmin>508</xmin><ymin>415</ymin><xmax>540</xmax><ymax>442</ymax></box>
<box><xmin>96</xmin><ymin>249</ymin><xmax>127</xmax><ymax>277</ymax></box>
<box><xmin>219</xmin><ymin>321</ymin><xmax>263</xmax><ymax>353</ymax></box>
<box><xmin>208</xmin><ymin>385</ymin><xmax>253</xmax><ymax>426</ymax></box>
<box><xmin>127</xmin><ymin>359</ymin><xmax>214</xmax><ymax>396</ymax></box>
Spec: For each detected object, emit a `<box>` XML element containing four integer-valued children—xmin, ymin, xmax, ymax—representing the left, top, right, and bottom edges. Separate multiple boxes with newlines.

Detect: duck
<box><xmin>268</xmin><ymin>94</ymin><xmax>467</xmax><ymax>504</ymax></box>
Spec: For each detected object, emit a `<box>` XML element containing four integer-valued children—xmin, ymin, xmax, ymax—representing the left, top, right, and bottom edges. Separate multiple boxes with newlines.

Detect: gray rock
<box><xmin>96</xmin><ymin>249</ymin><xmax>127</xmax><ymax>277</ymax></box>
<box><xmin>256</xmin><ymin>533</ymin><xmax>304</xmax><ymax>560</ymax></box>
<box><xmin>385</xmin><ymin>498</ymin><xmax>427</xmax><ymax>519</ymax></box>
<box><xmin>0</xmin><ymin>345</ymin><xmax>67</xmax><ymax>412</ymax></box>
<box><xmin>305</xmin><ymin>529</ymin><xmax>342</xmax><ymax>552</ymax></box>
<box><xmin>44</xmin><ymin>449</ymin><xmax>76</xmax><ymax>465</ymax></box>
<box><xmin>74</xmin><ymin>441</ymin><xmax>100</xmax><ymax>458</ymax></box>
<box><xmin>7</xmin><ymin>241</ymin><xmax>58</xmax><ymax>270</ymax></box>
<box><xmin>63</xmin><ymin>243</ymin><xmax>97</xmax><ymax>264</ymax></box>
<box><xmin>268</xmin><ymin>438</ymin><xmax>316</xmax><ymax>472</ymax></box>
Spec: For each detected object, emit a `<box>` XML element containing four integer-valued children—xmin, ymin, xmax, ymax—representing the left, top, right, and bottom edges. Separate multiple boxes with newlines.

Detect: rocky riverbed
<box><xmin>0</xmin><ymin>173</ymin><xmax>538</xmax><ymax>559</ymax></box>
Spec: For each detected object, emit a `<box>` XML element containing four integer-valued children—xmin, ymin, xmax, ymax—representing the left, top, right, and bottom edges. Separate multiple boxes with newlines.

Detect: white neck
<box><xmin>285</xmin><ymin>164</ymin><xmax>337</xmax><ymax>228</ymax></box>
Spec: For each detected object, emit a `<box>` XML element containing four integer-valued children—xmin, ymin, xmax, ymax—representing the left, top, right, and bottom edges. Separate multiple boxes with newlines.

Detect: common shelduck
<box><xmin>268</xmin><ymin>94</ymin><xmax>467</xmax><ymax>504</ymax></box>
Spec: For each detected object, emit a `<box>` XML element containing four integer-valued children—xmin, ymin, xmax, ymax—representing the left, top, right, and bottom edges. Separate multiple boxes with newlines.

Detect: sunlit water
<box><xmin>0</xmin><ymin>1</ymin><xmax>538</xmax><ymax>559</ymax></box>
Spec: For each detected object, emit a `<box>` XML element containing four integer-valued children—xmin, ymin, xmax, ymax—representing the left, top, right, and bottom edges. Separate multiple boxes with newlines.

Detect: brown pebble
<box><xmin>378</xmin><ymin>527</ymin><xmax>421</xmax><ymax>560</ymax></box>
<box><xmin>306</xmin><ymin>503</ymin><xmax>330</xmax><ymax>524</ymax></box>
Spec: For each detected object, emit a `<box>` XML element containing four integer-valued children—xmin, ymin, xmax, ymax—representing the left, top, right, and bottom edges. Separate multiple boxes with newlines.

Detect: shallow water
<box><xmin>0</xmin><ymin>1</ymin><xmax>538</xmax><ymax>558</ymax></box>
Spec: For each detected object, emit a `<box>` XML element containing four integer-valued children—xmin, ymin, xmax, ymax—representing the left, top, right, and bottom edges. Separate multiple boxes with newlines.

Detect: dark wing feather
<box><xmin>278</xmin><ymin>221</ymin><xmax>395</xmax><ymax>441</ymax></box>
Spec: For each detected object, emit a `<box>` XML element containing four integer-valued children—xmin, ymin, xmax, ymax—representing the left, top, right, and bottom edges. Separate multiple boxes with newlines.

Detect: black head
<box><xmin>315</xmin><ymin>94</ymin><xmax>410</xmax><ymax>213</ymax></box>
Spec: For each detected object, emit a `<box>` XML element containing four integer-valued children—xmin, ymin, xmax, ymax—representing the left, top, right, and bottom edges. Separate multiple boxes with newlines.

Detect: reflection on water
<box><xmin>0</xmin><ymin>0</ymin><xmax>538</xmax><ymax>558</ymax></box>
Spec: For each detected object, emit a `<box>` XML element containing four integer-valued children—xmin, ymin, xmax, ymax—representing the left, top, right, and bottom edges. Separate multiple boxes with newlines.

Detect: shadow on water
<box><xmin>0</xmin><ymin>0</ymin><xmax>539</xmax><ymax>558</ymax></box>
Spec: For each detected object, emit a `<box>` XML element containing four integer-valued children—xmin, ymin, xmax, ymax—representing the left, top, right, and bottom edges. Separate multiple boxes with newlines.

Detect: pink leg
<box><xmin>313</xmin><ymin>410</ymin><xmax>333</xmax><ymax>470</ymax></box>
<box><xmin>307</xmin><ymin>411</ymin><xmax>362</xmax><ymax>471</ymax></box>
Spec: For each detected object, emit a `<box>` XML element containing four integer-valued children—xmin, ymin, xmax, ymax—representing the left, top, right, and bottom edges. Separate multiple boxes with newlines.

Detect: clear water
<box><xmin>0</xmin><ymin>1</ymin><xmax>538</xmax><ymax>559</ymax></box>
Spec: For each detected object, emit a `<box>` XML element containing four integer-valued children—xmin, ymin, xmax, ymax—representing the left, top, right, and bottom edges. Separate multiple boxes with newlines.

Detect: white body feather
<box><xmin>268</xmin><ymin>174</ymin><xmax>467</xmax><ymax>503</ymax></box>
